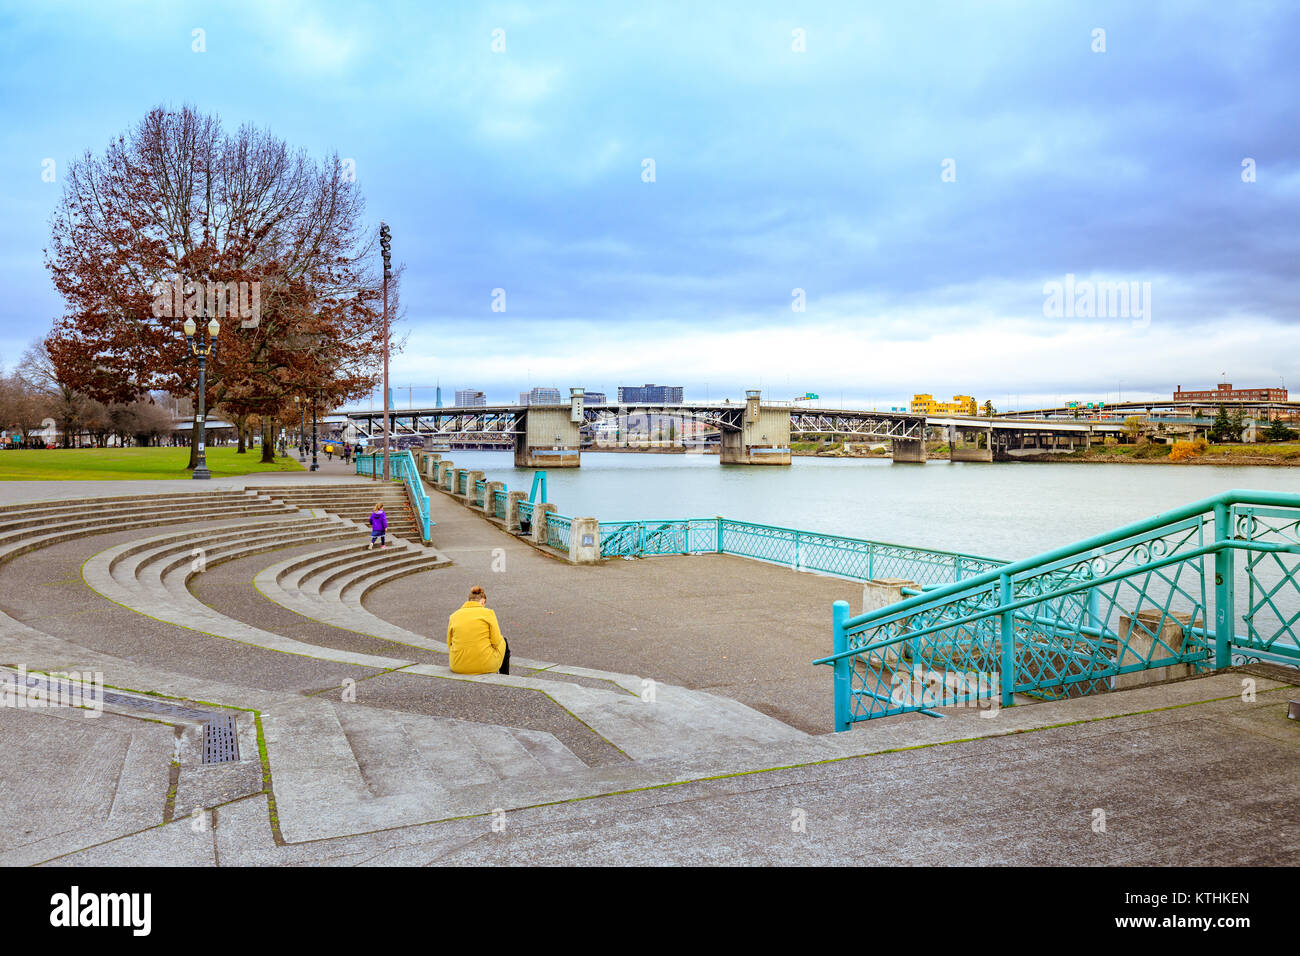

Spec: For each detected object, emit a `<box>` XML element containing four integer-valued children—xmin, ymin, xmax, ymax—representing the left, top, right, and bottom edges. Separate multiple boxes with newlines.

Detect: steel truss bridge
<box><xmin>343</xmin><ymin>403</ymin><xmax>1123</xmax><ymax>446</ymax></box>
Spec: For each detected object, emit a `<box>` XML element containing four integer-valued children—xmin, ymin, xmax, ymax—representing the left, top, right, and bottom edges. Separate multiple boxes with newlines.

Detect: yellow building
<box><xmin>910</xmin><ymin>393</ymin><xmax>977</xmax><ymax>416</ymax></box>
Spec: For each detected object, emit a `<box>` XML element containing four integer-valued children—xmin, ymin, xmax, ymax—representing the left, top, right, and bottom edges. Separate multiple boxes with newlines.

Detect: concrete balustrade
<box><xmin>568</xmin><ymin>517</ymin><xmax>601</xmax><ymax>564</ymax></box>
<box><xmin>1113</xmin><ymin>610</ymin><xmax>1200</xmax><ymax>689</ymax></box>
<box><xmin>531</xmin><ymin>502</ymin><xmax>556</xmax><ymax>545</ymax></box>
<box><xmin>484</xmin><ymin>481</ymin><xmax>505</xmax><ymax>517</ymax></box>
<box><xmin>466</xmin><ymin>471</ymin><xmax>485</xmax><ymax>505</ymax></box>
<box><xmin>506</xmin><ymin>491</ymin><xmax>527</xmax><ymax>531</ymax></box>
<box><xmin>861</xmin><ymin>578</ymin><xmax>918</xmax><ymax>666</ymax></box>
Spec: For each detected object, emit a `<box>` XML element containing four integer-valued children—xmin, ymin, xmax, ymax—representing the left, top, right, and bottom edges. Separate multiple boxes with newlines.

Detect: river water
<box><xmin>431</xmin><ymin>450</ymin><xmax>1298</xmax><ymax>563</ymax></box>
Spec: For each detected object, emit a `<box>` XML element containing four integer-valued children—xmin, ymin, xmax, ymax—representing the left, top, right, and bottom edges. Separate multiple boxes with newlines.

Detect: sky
<box><xmin>1</xmin><ymin>0</ymin><xmax>1297</xmax><ymax>411</ymax></box>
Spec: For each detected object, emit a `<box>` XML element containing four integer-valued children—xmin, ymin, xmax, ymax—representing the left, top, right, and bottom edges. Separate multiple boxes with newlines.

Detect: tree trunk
<box><xmin>235</xmin><ymin>415</ymin><xmax>247</xmax><ymax>454</ymax></box>
<box><xmin>260</xmin><ymin>420</ymin><xmax>275</xmax><ymax>463</ymax></box>
<box><xmin>187</xmin><ymin>418</ymin><xmax>201</xmax><ymax>469</ymax></box>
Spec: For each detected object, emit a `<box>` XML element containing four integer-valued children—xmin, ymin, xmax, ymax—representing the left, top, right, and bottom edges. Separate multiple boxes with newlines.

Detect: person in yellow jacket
<box><xmin>447</xmin><ymin>585</ymin><xmax>510</xmax><ymax>675</ymax></box>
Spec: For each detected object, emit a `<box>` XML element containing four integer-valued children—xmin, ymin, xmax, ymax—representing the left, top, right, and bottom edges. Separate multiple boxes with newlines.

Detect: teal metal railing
<box><xmin>456</xmin><ymin>472</ymin><xmax>468</xmax><ymax>496</ymax></box>
<box><xmin>474</xmin><ymin>479</ymin><xmax>486</xmax><ymax>507</ymax></box>
<box><xmin>517</xmin><ymin>500</ymin><xmax>534</xmax><ymax>525</ymax></box>
<box><xmin>546</xmin><ymin>513</ymin><xmax>574</xmax><ymax>552</ymax></box>
<box><xmin>595</xmin><ymin>516</ymin><xmax>1001</xmax><ymax>585</ymax></box>
<box><xmin>494</xmin><ymin>489</ymin><xmax>507</xmax><ymax>520</ymax></box>
<box><xmin>815</xmin><ymin>489</ymin><xmax>1300</xmax><ymax>730</ymax></box>
<box><xmin>354</xmin><ymin>450</ymin><xmax>433</xmax><ymax>542</ymax></box>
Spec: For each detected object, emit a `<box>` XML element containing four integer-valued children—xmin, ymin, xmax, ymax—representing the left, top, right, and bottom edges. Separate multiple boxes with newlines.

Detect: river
<box><xmin>427</xmin><ymin>450</ymin><xmax>1298</xmax><ymax>562</ymax></box>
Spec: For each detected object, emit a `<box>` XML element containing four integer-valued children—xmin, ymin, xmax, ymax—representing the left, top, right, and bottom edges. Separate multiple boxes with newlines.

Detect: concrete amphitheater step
<box><xmin>253</xmin><ymin>544</ymin><xmax>451</xmax><ymax>652</ymax></box>
<box><xmin>248</xmin><ymin>541</ymin><xmax>808</xmax><ymax>758</ymax></box>
<box><xmin>0</xmin><ymin>501</ymin><xmax>300</xmax><ymax>567</ymax></box>
<box><xmin>73</xmin><ymin>515</ymin><xmax>809</xmax><ymax>767</ymax></box>
<box><xmin>245</xmin><ymin>484</ymin><xmax>422</xmax><ymax>539</ymax></box>
<box><xmin>261</xmin><ymin>696</ymin><xmax>589</xmax><ymax>841</ymax></box>
<box><xmin>82</xmin><ymin>519</ymin><xmax>414</xmax><ymax>670</ymax></box>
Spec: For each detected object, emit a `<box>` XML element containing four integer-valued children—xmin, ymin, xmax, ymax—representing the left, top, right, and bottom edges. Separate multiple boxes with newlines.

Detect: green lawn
<box><xmin>0</xmin><ymin>446</ymin><xmax>306</xmax><ymax>481</ymax></box>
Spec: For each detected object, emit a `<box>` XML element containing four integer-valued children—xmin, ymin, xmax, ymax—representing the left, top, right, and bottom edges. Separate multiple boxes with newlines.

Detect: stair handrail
<box><xmin>816</xmin><ymin>488</ymin><xmax>1300</xmax><ymax>662</ymax></box>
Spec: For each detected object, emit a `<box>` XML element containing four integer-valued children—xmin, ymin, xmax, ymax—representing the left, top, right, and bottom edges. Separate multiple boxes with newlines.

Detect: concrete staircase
<box><xmin>254</xmin><ymin>541</ymin><xmax>452</xmax><ymax>643</ymax></box>
<box><xmin>245</xmin><ymin>483</ymin><xmax>422</xmax><ymax>543</ymax></box>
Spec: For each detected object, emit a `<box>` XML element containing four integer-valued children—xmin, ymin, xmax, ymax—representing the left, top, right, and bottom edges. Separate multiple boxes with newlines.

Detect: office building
<box><xmin>617</xmin><ymin>384</ymin><xmax>684</xmax><ymax>404</ymax></box>
<box><xmin>518</xmin><ymin>387</ymin><xmax>563</xmax><ymax>405</ymax></box>
<box><xmin>454</xmin><ymin>389</ymin><xmax>487</xmax><ymax>407</ymax></box>
<box><xmin>1174</xmin><ymin>384</ymin><xmax>1287</xmax><ymax>402</ymax></box>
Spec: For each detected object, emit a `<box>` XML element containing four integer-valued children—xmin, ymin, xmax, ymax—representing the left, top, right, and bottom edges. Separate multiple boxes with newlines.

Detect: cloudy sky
<box><xmin>2</xmin><ymin>1</ymin><xmax>1297</xmax><ymax>410</ymax></box>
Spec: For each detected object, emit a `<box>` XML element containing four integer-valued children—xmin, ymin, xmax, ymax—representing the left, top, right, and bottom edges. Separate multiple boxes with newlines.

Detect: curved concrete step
<box><xmin>0</xmin><ymin>503</ymin><xmax>298</xmax><ymax>568</ymax></box>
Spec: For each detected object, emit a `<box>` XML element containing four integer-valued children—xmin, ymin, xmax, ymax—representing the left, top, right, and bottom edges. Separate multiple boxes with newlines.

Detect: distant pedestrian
<box><xmin>447</xmin><ymin>586</ymin><xmax>509</xmax><ymax>675</ymax></box>
<box><xmin>325</xmin><ymin>444</ymin><xmax>334</xmax><ymax>461</ymax></box>
<box><xmin>343</xmin><ymin>443</ymin><xmax>352</xmax><ymax>463</ymax></box>
<box><xmin>368</xmin><ymin>503</ymin><xmax>388</xmax><ymax>549</ymax></box>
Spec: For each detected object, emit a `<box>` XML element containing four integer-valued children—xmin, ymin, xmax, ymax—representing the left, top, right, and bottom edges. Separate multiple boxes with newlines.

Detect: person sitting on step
<box><xmin>368</xmin><ymin>503</ymin><xmax>388</xmax><ymax>549</ymax></box>
<box><xmin>447</xmin><ymin>586</ymin><xmax>510</xmax><ymax>675</ymax></box>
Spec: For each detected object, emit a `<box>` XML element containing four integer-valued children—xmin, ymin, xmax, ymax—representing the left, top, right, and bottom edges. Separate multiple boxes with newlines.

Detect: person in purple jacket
<box><xmin>367</xmin><ymin>503</ymin><xmax>388</xmax><ymax>549</ymax></box>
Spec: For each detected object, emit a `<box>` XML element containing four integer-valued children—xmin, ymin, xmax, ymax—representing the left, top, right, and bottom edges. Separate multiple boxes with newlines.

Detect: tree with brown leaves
<box><xmin>45</xmin><ymin>104</ymin><xmax>394</xmax><ymax>470</ymax></box>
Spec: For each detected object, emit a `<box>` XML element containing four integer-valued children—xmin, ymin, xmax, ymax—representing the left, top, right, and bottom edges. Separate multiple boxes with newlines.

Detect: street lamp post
<box><xmin>294</xmin><ymin>395</ymin><xmax>306</xmax><ymax>462</ymax></box>
<box><xmin>311</xmin><ymin>393</ymin><xmax>319</xmax><ymax>472</ymax></box>
<box><xmin>183</xmin><ymin>317</ymin><xmax>220</xmax><ymax>480</ymax></box>
<box><xmin>379</xmin><ymin>222</ymin><xmax>392</xmax><ymax>481</ymax></box>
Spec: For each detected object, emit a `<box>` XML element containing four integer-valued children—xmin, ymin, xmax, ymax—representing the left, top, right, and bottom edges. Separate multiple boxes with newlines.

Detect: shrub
<box><xmin>1192</xmin><ymin>436</ymin><xmax>1208</xmax><ymax>454</ymax></box>
<box><xmin>1169</xmin><ymin>440</ymin><xmax>1200</xmax><ymax>463</ymax></box>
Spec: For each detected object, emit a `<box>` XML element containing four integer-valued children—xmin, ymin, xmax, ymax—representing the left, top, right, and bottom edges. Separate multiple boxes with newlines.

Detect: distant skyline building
<box><xmin>910</xmin><ymin>393</ymin><xmax>977</xmax><ymax>415</ymax></box>
<box><xmin>454</xmin><ymin>388</ymin><xmax>487</xmax><ymax>407</ymax></box>
<box><xmin>617</xmin><ymin>384</ymin><xmax>683</xmax><ymax>404</ymax></box>
<box><xmin>1174</xmin><ymin>383</ymin><xmax>1287</xmax><ymax>402</ymax></box>
<box><xmin>583</xmin><ymin>391</ymin><xmax>607</xmax><ymax>405</ymax></box>
<box><xmin>519</xmin><ymin>387</ymin><xmax>563</xmax><ymax>405</ymax></box>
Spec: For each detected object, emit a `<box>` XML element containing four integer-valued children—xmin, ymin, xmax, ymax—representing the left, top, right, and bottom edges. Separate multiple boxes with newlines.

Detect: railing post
<box><xmin>999</xmin><ymin>572</ymin><xmax>1015</xmax><ymax>708</ymax></box>
<box><xmin>1213</xmin><ymin>502</ymin><xmax>1235</xmax><ymax>668</ymax></box>
<box><xmin>793</xmin><ymin>530</ymin><xmax>801</xmax><ymax>571</ymax></box>
<box><xmin>867</xmin><ymin>541</ymin><xmax>875</xmax><ymax>580</ymax></box>
<box><xmin>715</xmin><ymin>516</ymin><xmax>722</xmax><ymax>553</ymax></box>
<box><xmin>833</xmin><ymin>600</ymin><xmax>852</xmax><ymax>732</ymax></box>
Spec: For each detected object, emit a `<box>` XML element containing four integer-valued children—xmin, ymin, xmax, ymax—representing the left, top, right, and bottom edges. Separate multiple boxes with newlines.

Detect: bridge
<box><xmin>344</xmin><ymin>389</ymin><xmax>1126</xmax><ymax>466</ymax></box>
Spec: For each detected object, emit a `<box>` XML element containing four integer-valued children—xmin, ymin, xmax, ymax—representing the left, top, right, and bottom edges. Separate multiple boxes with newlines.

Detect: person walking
<box><xmin>343</xmin><ymin>443</ymin><xmax>352</xmax><ymax>464</ymax></box>
<box><xmin>446</xmin><ymin>586</ymin><xmax>509</xmax><ymax>675</ymax></box>
<box><xmin>368</xmin><ymin>503</ymin><xmax>388</xmax><ymax>549</ymax></box>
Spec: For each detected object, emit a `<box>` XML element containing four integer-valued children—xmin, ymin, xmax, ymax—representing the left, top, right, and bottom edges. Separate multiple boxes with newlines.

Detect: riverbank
<box><xmin>1038</xmin><ymin>443</ymin><xmax>1300</xmax><ymax>466</ymax></box>
<box><xmin>792</xmin><ymin>442</ymin><xmax>1300</xmax><ymax>466</ymax></box>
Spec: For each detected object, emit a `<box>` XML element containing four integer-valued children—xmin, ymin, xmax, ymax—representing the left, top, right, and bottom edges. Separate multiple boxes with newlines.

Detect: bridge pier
<box><xmin>891</xmin><ymin>438</ymin><xmax>926</xmax><ymax>463</ymax></box>
<box><xmin>719</xmin><ymin>390</ymin><xmax>791</xmax><ymax>465</ymax></box>
<box><xmin>949</xmin><ymin>425</ymin><xmax>993</xmax><ymax>462</ymax></box>
<box><xmin>514</xmin><ymin>389</ymin><xmax>584</xmax><ymax>468</ymax></box>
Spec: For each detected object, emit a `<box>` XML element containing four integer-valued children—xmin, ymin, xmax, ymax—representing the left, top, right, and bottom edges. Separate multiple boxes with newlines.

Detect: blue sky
<box><xmin>2</xmin><ymin>0</ymin><xmax>1297</xmax><ymax>409</ymax></box>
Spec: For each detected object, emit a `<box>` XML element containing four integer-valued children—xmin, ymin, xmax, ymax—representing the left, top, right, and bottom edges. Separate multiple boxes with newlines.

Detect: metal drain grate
<box><xmin>202</xmin><ymin>714</ymin><xmax>240</xmax><ymax>764</ymax></box>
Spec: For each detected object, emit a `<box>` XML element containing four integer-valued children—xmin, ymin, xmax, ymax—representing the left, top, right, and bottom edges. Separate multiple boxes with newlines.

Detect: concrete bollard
<box><xmin>484</xmin><ymin>481</ymin><xmax>505</xmax><ymax>517</ymax></box>
<box><xmin>506</xmin><ymin>491</ymin><xmax>527</xmax><ymax>532</ymax></box>
<box><xmin>1113</xmin><ymin>610</ymin><xmax>1198</xmax><ymax>689</ymax></box>
<box><xmin>438</xmin><ymin>462</ymin><xmax>455</xmax><ymax>491</ymax></box>
<box><xmin>568</xmin><ymin>517</ymin><xmax>601</xmax><ymax>564</ymax></box>
<box><xmin>466</xmin><ymin>471</ymin><xmax>485</xmax><ymax>506</ymax></box>
<box><xmin>531</xmin><ymin>503</ymin><xmax>556</xmax><ymax>545</ymax></box>
<box><xmin>453</xmin><ymin>468</ymin><xmax>469</xmax><ymax>498</ymax></box>
<box><xmin>861</xmin><ymin>578</ymin><xmax>918</xmax><ymax>667</ymax></box>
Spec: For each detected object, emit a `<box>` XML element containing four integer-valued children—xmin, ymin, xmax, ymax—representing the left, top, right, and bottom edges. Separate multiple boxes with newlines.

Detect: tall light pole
<box><xmin>294</xmin><ymin>395</ymin><xmax>305</xmax><ymax>462</ymax></box>
<box><xmin>311</xmin><ymin>392</ymin><xmax>319</xmax><ymax>472</ymax></box>
<box><xmin>183</xmin><ymin>316</ymin><xmax>220</xmax><ymax>480</ymax></box>
<box><xmin>380</xmin><ymin>222</ymin><xmax>392</xmax><ymax>481</ymax></box>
